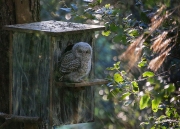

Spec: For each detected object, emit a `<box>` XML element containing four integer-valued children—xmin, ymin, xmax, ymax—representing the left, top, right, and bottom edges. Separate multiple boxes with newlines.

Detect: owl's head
<box><xmin>73</xmin><ymin>42</ymin><xmax>92</xmax><ymax>59</ymax></box>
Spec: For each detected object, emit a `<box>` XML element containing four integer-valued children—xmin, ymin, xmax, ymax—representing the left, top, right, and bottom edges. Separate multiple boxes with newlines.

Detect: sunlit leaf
<box><xmin>113</xmin><ymin>61</ymin><xmax>120</xmax><ymax>69</ymax></box>
<box><xmin>150</xmin><ymin>126</ymin><xmax>155</xmax><ymax>129</ymax></box>
<box><xmin>128</xmin><ymin>29</ymin><xmax>139</xmax><ymax>37</ymax></box>
<box><xmin>121</xmin><ymin>92</ymin><xmax>131</xmax><ymax>100</ymax></box>
<box><xmin>114</xmin><ymin>73</ymin><xmax>123</xmax><ymax>83</ymax></box>
<box><xmin>105</xmin><ymin>4</ymin><xmax>110</xmax><ymax>8</ymax></box>
<box><xmin>139</xmin><ymin>94</ymin><xmax>150</xmax><ymax>110</ymax></box>
<box><xmin>132</xmin><ymin>81</ymin><xmax>139</xmax><ymax>92</ymax></box>
<box><xmin>152</xmin><ymin>98</ymin><xmax>161</xmax><ymax>112</ymax></box>
<box><xmin>165</xmin><ymin>108</ymin><xmax>171</xmax><ymax>117</ymax></box>
<box><xmin>102</xmin><ymin>31</ymin><xmax>111</xmax><ymax>36</ymax></box>
<box><xmin>140</xmin><ymin>122</ymin><xmax>149</xmax><ymax>126</ymax></box>
<box><xmin>143</xmin><ymin>71</ymin><xmax>155</xmax><ymax>77</ymax></box>
<box><xmin>138</xmin><ymin>60</ymin><xmax>147</xmax><ymax>67</ymax></box>
<box><xmin>158</xmin><ymin>115</ymin><xmax>167</xmax><ymax>120</ymax></box>
<box><xmin>121</xmin><ymin>70</ymin><xmax>126</xmax><ymax>75</ymax></box>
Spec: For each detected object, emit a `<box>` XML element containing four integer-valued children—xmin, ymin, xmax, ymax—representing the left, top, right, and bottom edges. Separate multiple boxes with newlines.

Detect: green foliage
<box><xmin>113</xmin><ymin>73</ymin><xmax>123</xmax><ymax>83</ymax></box>
<box><xmin>121</xmin><ymin>92</ymin><xmax>131</xmax><ymax>100</ymax></box>
<box><xmin>139</xmin><ymin>94</ymin><xmax>150</xmax><ymax>110</ymax></box>
<box><xmin>142</xmin><ymin>71</ymin><xmax>155</xmax><ymax>77</ymax></box>
<box><xmin>132</xmin><ymin>81</ymin><xmax>139</xmax><ymax>92</ymax></box>
<box><xmin>151</xmin><ymin>98</ymin><xmax>161</xmax><ymax>112</ymax></box>
<box><xmin>138</xmin><ymin>58</ymin><xmax>147</xmax><ymax>67</ymax></box>
<box><xmin>102</xmin><ymin>30</ymin><xmax>111</xmax><ymax>36</ymax></box>
<box><xmin>106</xmin><ymin>60</ymin><xmax>179</xmax><ymax>128</ymax></box>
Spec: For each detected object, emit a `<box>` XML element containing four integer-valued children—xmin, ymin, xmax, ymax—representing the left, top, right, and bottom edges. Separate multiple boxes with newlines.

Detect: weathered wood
<box><xmin>11</xmin><ymin>33</ymin><xmax>51</xmax><ymax>123</ymax></box>
<box><xmin>0</xmin><ymin>112</ymin><xmax>42</xmax><ymax>129</ymax></box>
<box><xmin>0</xmin><ymin>112</ymin><xmax>41</xmax><ymax>123</ymax></box>
<box><xmin>0</xmin><ymin>0</ymin><xmax>40</xmax><ymax>116</ymax></box>
<box><xmin>6</xmin><ymin>20</ymin><xmax>105</xmax><ymax>128</ymax></box>
<box><xmin>51</xmin><ymin>32</ymin><xmax>96</xmax><ymax>125</ymax></box>
<box><xmin>0</xmin><ymin>0</ymin><xmax>15</xmax><ymax>114</ymax></box>
<box><xmin>9</xmin><ymin>32</ymin><xmax>13</xmax><ymax>114</ymax></box>
<box><xmin>55</xmin><ymin>79</ymin><xmax>108</xmax><ymax>87</ymax></box>
<box><xmin>4</xmin><ymin>21</ymin><xmax>105</xmax><ymax>35</ymax></box>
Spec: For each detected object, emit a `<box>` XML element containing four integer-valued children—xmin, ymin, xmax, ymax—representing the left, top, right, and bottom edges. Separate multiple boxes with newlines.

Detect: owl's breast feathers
<box><xmin>59</xmin><ymin>52</ymin><xmax>81</xmax><ymax>73</ymax></box>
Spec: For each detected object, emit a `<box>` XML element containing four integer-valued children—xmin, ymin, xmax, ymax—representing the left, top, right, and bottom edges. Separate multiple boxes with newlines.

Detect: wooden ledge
<box><xmin>54</xmin><ymin>79</ymin><xmax>108</xmax><ymax>87</ymax></box>
<box><xmin>4</xmin><ymin>20</ymin><xmax>105</xmax><ymax>35</ymax></box>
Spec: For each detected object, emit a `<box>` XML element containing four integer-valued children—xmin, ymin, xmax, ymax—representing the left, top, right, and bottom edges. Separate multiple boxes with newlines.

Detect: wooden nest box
<box><xmin>4</xmin><ymin>20</ymin><xmax>106</xmax><ymax>127</ymax></box>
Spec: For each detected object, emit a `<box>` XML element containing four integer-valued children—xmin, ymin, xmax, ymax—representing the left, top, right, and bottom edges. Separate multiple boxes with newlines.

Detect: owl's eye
<box><xmin>86</xmin><ymin>51</ymin><xmax>89</xmax><ymax>54</ymax></box>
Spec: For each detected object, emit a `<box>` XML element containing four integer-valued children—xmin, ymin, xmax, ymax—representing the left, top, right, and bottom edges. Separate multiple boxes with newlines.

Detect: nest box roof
<box><xmin>4</xmin><ymin>20</ymin><xmax>105</xmax><ymax>35</ymax></box>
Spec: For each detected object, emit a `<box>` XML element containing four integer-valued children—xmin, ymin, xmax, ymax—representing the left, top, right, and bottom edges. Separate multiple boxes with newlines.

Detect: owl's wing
<box><xmin>59</xmin><ymin>51</ymin><xmax>80</xmax><ymax>73</ymax></box>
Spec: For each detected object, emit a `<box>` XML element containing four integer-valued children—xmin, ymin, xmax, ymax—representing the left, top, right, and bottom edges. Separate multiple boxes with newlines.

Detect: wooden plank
<box><xmin>49</xmin><ymin>37</ymin><xmax>55</xmax><ymax>127</ymax></box>
<box><xmin>9</xmin><ymin>32</ymin><xmax>13</xmax><ymax>114</ymax></box>
<box><xmin>54</xmin><ymin>79</ymin><xmax>108</xmax><ymax>87</ymax></box>
<box><xmin>4</xmin><ymin>21</ymin><xmax>105</xmax><ymax>35</ymax></box>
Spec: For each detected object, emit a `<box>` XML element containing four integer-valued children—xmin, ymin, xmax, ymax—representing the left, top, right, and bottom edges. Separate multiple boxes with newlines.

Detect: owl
<box><xmin>59</xmin><ymin>42</ymin><xmax>92</xmax><ymax>82</ymax></box>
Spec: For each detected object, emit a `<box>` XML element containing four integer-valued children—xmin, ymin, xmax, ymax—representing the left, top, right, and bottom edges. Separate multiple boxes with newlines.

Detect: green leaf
<box><xmin>164</xmin><ymin>83</ymin><xmax>175</xmax><ymax>96</ymax></box>
<box><xmin>106</xmin><ymin>67</ymin><xmax>115</xmax><ymax>70</ymax></box>
<box><xmin>138</xmin><ymin>60</ymin><xmax>147</xmax><ymax>67</ymax></box>
<box><xmin>113</xmin><ymin>34</ymin><xmax>122</xmax><ymax>43</ymax></box>
<box><xmin>132</xmin><ymin>81</ymin><xmax>139</xmax><ymax>92</ymax></box>
<box><xmin>128</xmin><ymin>29</ymin><xmax>139</xmax><ymax>37</ymax></box>
<box><xmin>152</xmin><ymin>98</ymin><xmax>161</xmax><ymax>112</ymax></box>
<box><xmin>97</xmin><ymin>0</ymin><xmax>102</xmax><ymax>3</ymax></box>
<box><xmin>139</xmin><ymin>94</ymin><xmax>150</xmax><ymax>110</ymax></box>
<box><xmin>121</xmin><ymin>92</ymin><xmax>131</xmax><ymax>100</ymax></box>
<box><xmin>166</xmin><ymin>83</ymin><xmax>175</xmax><ymax>92</ymax></box>
<box><xmin>113</xmin><ymin>61</ymin><xmax>120</xmax><ymax>69</ymax></box>
<box><xmin>105</xmin><ymin>4</ymin><xmax>110</xmax><ymax>8</ymax></box>
<box><xmin>102</xmin><ymin>31</ymin><xmax>111</xmax><ymax>36</ymax></box>
<box><xmin>109</xmin><ymin>24</ymin><xmax>119</xmax><ymax>32</ymax></box>
<box><xmin>158</xmin><ymin>115</ymin><xmax>167</xmax><ymax>120</ymax></box>
<box><xmin>165</xmin><ymin>108</ymin><xmax>171</xmax><ymax>117</ymax></box>
<box><xmin>140</xmin><ymin>122</ymin><xmax>149</xmax><ymax>126</ymax></box>
<box><xmin>114</xmin><ymin>73</ymin><xmax>123</xmax><ymax>83</ymax></box>
<box><xmin>108</xmin><ymin>88</ymin><xmax>121</xmax><ymax>99</ymax></box>
<box><xmin>150</xmin><ymin>126</ymin><xmax>155</xmax><ymax>129</ymax></box>
<box><xmin>143</xmin><ymin>71</ymin><xmax>154</xmax><ymax>77</ymax></box>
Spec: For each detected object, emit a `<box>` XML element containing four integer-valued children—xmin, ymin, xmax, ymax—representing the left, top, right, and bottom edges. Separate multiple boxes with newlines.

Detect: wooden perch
<box><xmin>55</xmin><ymin>79</ymin><xmax>108</xmax><ymax>87</ymax></box>
<box><xmin>0</xmin><ymin>112</ymin><xmax>42</xmax><ymax>129</ymax></box>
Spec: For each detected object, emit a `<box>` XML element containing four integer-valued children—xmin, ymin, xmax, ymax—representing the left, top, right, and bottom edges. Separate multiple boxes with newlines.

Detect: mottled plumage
<box><xmin>59</xmin><ymin>42</ymin><xmax>92</xmax><ymax>82</ymax></box>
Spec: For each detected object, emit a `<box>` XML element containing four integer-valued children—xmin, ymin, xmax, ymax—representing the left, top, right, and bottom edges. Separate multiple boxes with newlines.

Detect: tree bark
<box><xmin>0</xmin><ymin>0</ymin><xmax>15</xmax><ymax>114</ymax></box>
<box><xmin>0</xmin><ymin>0</ymin><xmax>40</xmax><ymax>128</ymax></box>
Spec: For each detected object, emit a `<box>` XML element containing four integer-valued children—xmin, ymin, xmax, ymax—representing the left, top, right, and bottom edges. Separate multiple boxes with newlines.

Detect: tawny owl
<box><xmin>59</xmin><ymin>42</ymin><xmax>92</xmax><ymax>82</ymax></box>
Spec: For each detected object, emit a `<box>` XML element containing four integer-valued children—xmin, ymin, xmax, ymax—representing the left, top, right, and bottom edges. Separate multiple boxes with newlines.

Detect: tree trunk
<box><xmin>0</xmin><ymin>0</ymin><xmax>40</xmax><ymax>128</ymax></box>
<box><xmin>0</xmin><ymin>0</ymin><xmax>15</xmax><ymax>114</ymax></box>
